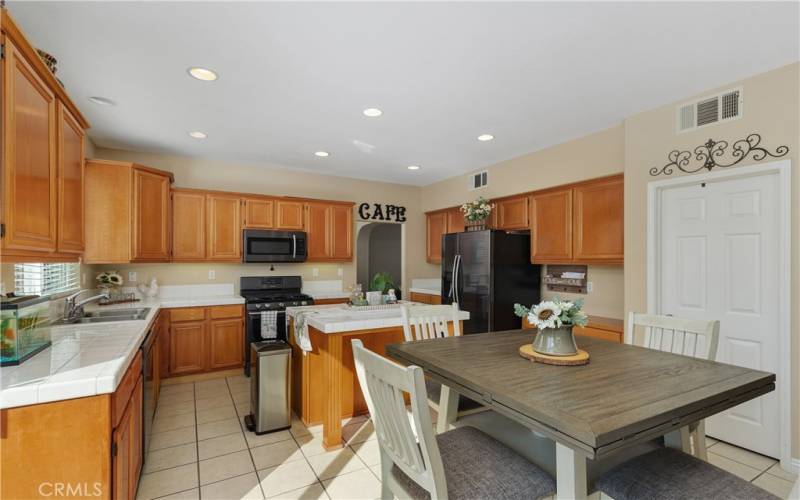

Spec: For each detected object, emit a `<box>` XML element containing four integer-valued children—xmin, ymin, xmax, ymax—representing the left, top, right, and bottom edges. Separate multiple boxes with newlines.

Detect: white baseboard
<box><xmin>785</xmin><ymin>456</ymin><xmax>800</xmax><ymax>475</ymax></box>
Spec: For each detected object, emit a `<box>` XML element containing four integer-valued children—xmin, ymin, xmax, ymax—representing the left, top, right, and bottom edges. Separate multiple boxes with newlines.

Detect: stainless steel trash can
<box><xmin>244</xmin><ymin>341</ymin><xmax>292</xmax><ymax>434</ymax></box>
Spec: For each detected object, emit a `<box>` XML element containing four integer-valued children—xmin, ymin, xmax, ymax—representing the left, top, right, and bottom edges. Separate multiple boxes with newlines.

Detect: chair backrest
<box><xmin>626</xmin><ymin>311</ymin><xmax>720</xmax><ymax>360</ymax></box>
<box><xmin>400</xmin><ymin>302</ymin><xmax>461</xmax><ymax>342</ymax></box>
<box><xmin>352</xmin><ymin>339</ymin><xmax>447</xmax><ymax>498</ymax></box>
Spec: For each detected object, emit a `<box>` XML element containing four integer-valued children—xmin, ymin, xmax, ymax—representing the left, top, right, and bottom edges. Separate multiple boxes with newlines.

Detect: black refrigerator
<box><xmin>441</xmin><ymin>230</ymin><xmax>541</xmax><ymax>334</ymax></box>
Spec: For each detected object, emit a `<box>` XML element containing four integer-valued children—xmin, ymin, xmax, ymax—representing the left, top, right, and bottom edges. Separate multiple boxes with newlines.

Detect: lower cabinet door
<box><xmin>112</xmin><ymin>402</ymin><xmax>133</xmax><ymax>500</ymax></box>
<box><xmin>208</xmin><ymin>318</ymin><xmax>244</xmax><ymax>370</ymax></box>
<box><xmin>170</xmin><ymin>322</ymin><xmax>206</xmax><ymax>375</ymax></box>
<box><xmin>131</xmin><ymin>376</ymin><xmax>143</xmax><ymax>496</ymax></box>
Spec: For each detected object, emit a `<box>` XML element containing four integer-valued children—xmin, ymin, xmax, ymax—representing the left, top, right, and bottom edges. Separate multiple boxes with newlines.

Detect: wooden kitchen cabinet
<box><xmin>170</xmin><ymin>320</ymin><xmax>207</xmax><ymax>376</ymax></box>
<box><xmin>167</xmin><ymin>305</ymin><xmax>245</xmax><ymax>376</ymax></box>
<box><xmin>426</xmin><ymin>211</ymin><xmax>447</xmax><ymax>264</ymax></box>
<box><xmin>572</xmin><ymin>176</ymin><xmax>624</xmax><ymax>263</ymax></box>
<box><xmin>84</xmin><ymin>160</ymin><xmax>174</xmax><ymax>263</ymax></box>
<box><xmin>409</xmin><ymin>292</ymin><xmax>441</xmax><ymax>304</ymax></box>
<box><xmin>445</xmin><ymin>208</ymin><xmax>465</xmax><ymax>234</ymax></box>
<box><xmin>243</xmin><ymin>197</ymin><xmax>274</xmax><ymax>228</ymax></box>
<box><xmin>112</xmin><ymin>375</ymin><xmax>142</xmax><ymax>500</ymax></box>
<box><xmin>492</xmin><ymin>195</ymin><xmax>529</xmax><ymax>230</ymax></box>
<box><xmin>276</xmin><ymin>200</ymin><xmax>305</xmax><ymax>230</ymax></box>
<box><xmin>132</xmin><ymin>168</ymin><xmax>171</xmax><ymax>261</ymax></box>
<box><xmin>530</xmin><ymin>188</ymin><xmax>573</xmax><ymax>263</ymax></box>
<box><xmin>305</xmin><ymin>202</ymin><xmax>330</xmax><ymax>260</ymax></box>
<box><xmin>1</xmin><ymin>38</ymin><xmax>58</xmax><ymax>253</ymax></box>
<box><xmin>305</xmin><ymin>201</ymin><xmax>354</xmax><ymax>262</ymax></box>
<box><xmin>172</xmin><ymin>189</ymin><xmax>207</xmax><ymax>260</ymax></box>
<box><xmin>208</xmin><ymin>318</ymin><xmax>244</xmax><ymax>370</ymax></box>
<box><xmin>207</xmin><ymin>193</ymin><xmax>242</xmax><ymax>261</ymax></box>
<box><xmin>57</xmin><ymin>102</ymin><xmax>85</xmax><ymax>253</ymax></box>
<box><xmin>1</xmin><ymin>12</ymin><xmax>91</xmax><ymax>261</ymax></box>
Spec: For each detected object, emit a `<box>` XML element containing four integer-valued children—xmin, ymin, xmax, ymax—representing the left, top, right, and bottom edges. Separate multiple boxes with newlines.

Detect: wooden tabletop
<box><xmin>387</xmin><ymin>330</ymin><xmax>775</xmax><ymax>459</ymax></box>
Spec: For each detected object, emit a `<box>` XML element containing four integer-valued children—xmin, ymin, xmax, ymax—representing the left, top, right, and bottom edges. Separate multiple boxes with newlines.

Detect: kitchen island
<box><xmin>286</xmin><ymin>303</ymin><xmax>468</xmax><ymax>450</ymax></box>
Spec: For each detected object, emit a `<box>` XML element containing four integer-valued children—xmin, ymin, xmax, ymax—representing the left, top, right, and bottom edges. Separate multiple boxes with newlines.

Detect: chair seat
<box><xmin>426</xmin><ymin>380</ymin><xmax>483</xmax><ymax>412</ymax></box>
<box><xmin>595</xmin><ymin>447</ymin><xmax>779</xmax><ymax>500</ymax></box>
<box><xmin>391</xmin><ymin>426</ymin><xmax>555</xmax><ymax>500</ymax></box>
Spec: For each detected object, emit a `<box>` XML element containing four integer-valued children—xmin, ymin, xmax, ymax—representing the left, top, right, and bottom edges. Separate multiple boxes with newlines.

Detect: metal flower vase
<box><xmin>532</xmin><ymin>325</ymin><xmax>578</xmax><ymax>356</ymax></box>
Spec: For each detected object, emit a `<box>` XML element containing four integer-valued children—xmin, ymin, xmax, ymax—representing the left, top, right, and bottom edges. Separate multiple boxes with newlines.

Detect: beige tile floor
<box><xmin>138</xmin><ymin>375</ymin><xmax>797</xmax><ymax>500</ymax></box>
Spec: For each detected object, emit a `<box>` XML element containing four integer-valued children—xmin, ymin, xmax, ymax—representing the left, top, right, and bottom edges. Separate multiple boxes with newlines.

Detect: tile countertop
<box><xmin>0</xmin><ymin>287</ymin><xmax>244</xmax><ymax>410</ymax></box>
<box><xmin>286</xmin><ymin>302</ymin><xmax>469</xmax><ymax>334</ymax></box>
<box><xmin>409</xmin><ymin>278</ymin><xmax>441</xmax><ymax>296</ymax></box>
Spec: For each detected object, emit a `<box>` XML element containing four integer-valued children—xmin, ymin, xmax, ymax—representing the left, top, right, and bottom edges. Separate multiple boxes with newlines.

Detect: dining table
<box><xmin>387</xmin><ymin>330</ymin><xmax>776</xmax><ymax>500</ymax></box>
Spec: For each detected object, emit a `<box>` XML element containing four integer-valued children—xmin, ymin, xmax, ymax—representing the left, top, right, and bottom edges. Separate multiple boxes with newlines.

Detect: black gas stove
<box><xmin>241</xmin><ymin>276</ymin><xmax>314</xmax><ymax>376</ymax></box>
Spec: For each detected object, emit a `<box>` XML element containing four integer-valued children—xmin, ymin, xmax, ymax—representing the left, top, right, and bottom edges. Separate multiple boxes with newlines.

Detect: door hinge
<box><xmin>0</xmin><ymin>44</ymin><xmax>5</xmax><ymax>60</ymax></box>
<box><xmin>1</xmin><ymin>223</ymin><xmax>5</xmax><ymax>238</ymax></box>
<box><xmin>111</xmin><ymin>441</ymin><xmax>118</xmax><ymax>457</ymax></box>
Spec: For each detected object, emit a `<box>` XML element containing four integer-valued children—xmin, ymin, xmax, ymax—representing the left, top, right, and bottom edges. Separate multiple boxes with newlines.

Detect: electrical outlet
<box><xmin>337</xmin><ymin>267</ymin><xmax>343</xmax><ymax>277</ymax></box>
<box><xmin>208</xmin><ymin>269</ymin><xmax>216</xmax><ymax>280</ymax></box>
<box><xmin>128</xmin><ymin>271</ymin><xmax>137</xmax><ymax>283</ymax></box>
<box><xmin>312</xmin><ymin>267</ymin><xmax>319</xmax><ymax>278</ymax></box>
<box><xmin>587</xmin><ymin>282</ymin><xmax>594</xmax><ymax>293</ymax></box>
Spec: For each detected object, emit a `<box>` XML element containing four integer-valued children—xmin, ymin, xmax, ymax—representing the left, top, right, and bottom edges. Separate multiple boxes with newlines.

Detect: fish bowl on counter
<box><xmin>1</xmin><ymin>295</ymin><xmax>52</xmax><ymax>366</ymax></box>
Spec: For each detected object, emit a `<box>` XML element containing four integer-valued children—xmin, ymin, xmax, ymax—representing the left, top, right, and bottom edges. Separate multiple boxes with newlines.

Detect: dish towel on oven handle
<box><xmin>260</xmin><ymin>310</ymin><xmax>278</xmax><ymax>340</ymax></box>
<box><xmin>292</xmin><ymin>311</ymin><xmax>313</xmax><ymax>354</ymax></box>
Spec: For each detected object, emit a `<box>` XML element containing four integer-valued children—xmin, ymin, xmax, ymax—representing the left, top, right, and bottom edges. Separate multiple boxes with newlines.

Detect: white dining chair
<box><xmin>400</xmin><ymin>303</ymin><xmax>485</xmax><ymax>432</ymax></box>
<box><xmin>626</xmin><ymin>311</ymin><xmax>720</xmax><ymax>460</ymax></box>
<box><xmin>351</xmin><ymin>339</ymin><xmax>556</xmax><ymax>500</ymax></box>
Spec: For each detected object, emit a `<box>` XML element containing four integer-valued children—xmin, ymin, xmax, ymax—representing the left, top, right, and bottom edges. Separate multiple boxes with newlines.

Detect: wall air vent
<box><xmin>469</xmin><ymin>170</ymin><xmax>488</xmax><ymax>190</ymax></box>
<box><xmin>677</xmin><ymin>87</ymin><xmax>742</xmax><ymax>132</ymax></box>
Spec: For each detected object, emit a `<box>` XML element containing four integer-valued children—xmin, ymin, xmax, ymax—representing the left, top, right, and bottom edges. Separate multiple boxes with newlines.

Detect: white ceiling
<box><xmin>8</xmin><ymin>1</ymin><xmax>799</xmax><ymax>186</ymax></box>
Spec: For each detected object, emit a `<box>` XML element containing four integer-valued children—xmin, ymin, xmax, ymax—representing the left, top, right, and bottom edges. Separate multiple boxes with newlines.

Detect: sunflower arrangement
<box><xmin>96</xmin><ymin>271</ymin><xmax>124</xmax><ymax>288</ymax></box>
<box><xmin>514</xmin><ymin>298</ymin><xmax>588</xmax><ymax>330</ymax></box>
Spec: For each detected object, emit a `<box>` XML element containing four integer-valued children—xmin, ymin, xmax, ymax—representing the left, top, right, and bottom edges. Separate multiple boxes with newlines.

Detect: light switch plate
<box><xmin>128</xmin><ymin>271</ymin><xmax>137</xmax><ymax>283</ymax></box>
<box><xmin>587</xmin><ymin>282</ymin><xmax>594</xmax><ymax>293</ymax></box>
<box><xmin>312</xmin><ymin>268</ymin><xmax>319</xmax><ymax>277</ymax></box>
<box><xmin>208</xmin><ymin>269</ymin><xmax>216</xmax><ymax>280</ymax></box>
<box><xmin>337</xmin><ymin>267</ymin><xmax>343</xmax><ymax>277</ymax></box>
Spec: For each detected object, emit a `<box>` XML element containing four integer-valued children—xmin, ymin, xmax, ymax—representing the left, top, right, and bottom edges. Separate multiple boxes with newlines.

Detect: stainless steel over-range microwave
<box><xmin>243</xmin><ymin>230</ymin><xmax>307</xmax><ymax>263</ymax></box>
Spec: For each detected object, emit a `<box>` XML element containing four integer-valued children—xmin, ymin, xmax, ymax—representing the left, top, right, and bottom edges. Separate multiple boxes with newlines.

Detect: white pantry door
<box><xmin>658</xmin><ymin>171</ymin><xmax>781</xmax><ymax>458</ymax></box>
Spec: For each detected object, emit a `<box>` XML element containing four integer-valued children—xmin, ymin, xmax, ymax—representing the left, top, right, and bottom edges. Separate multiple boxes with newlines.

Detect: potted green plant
<box><xmin>514</xmin><ymin>298</ymin><xmax>588</xmax><ymax>356</ymax></box>
<box><xmin>369</xmin><ymin>272</ymin><xmax>400</xmax><ymax>300</ymax></box>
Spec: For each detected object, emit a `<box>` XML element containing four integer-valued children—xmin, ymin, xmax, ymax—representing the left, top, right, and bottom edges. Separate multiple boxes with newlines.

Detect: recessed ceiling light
<box><xmin>88</xmin><ymin>96</ymin><xmax>115</xmax><ymax>106</ymax></box>
<box><xmin>477</xmin><ymin>134</ymin><xmax>495</xmax><ymax>142</ymax></box>
<box><xmin>314</xmin><ymin>151</ymin><xmax>330</xmax><ymax>157</ymax></box>
<box><xmin>188</xmin><ymin>67</ymin><xmax>218</xmax><ymax>81</ymax></box>
<box><xmin>188</xmin><ymin>131</ymin><xmax>207</xmax><ymax>139</ymax></box>
<box><xmin>407</xmin><ymin>165</ymin><xmax>420</xmax><ymax>170</ymax></box>
<box><xmin>363</xmin><ymin>108</ymin><xmax>383</xmax><ymax>117</ymax></box>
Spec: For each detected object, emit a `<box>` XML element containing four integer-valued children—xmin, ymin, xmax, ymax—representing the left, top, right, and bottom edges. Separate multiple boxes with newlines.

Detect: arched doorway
<box><xmin>356</xmin><ymin>222</ymin><xmax>402</xmax><ymax>295</ymax></box>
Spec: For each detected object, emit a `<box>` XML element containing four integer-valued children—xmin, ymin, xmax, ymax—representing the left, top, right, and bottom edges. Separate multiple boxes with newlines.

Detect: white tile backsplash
<box><xmin>410</xmin><ymin>278</ymin><xmax>441</xmax><ymax>290</ymax></box>
<box><xmin>159</xmin><ymin>284</ymin><xmax>235</xmax><ymax>299</ymax></box>
<box><xmin>302</xmin><ymin>280</ymin><xmax>344</xmax><ymax>293</ymax></box>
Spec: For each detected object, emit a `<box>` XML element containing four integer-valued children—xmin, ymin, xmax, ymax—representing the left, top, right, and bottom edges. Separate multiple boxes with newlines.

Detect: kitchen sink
<box><xmin>53</xmin><ymin>307</ymin><xmax>151</xmax><ymax>325</ymax></box>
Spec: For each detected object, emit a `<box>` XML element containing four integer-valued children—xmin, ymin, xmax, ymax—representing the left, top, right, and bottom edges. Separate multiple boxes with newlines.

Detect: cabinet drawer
<box><xmin>112</xmin><ymin>351</ymin><xmax>142</xmax><ymax>428</ymax></box>
<box><xmin>170</xmin><ymin>307</ymin><xmax>206</xmax><ymax>322</ymax></box>
<box><xmin>209</xmin><ymin>304</ymin><xmax>243</xmax><ymax>320</ymax></box>
<box><xmin>576</xmin><ymin>326</ymin><xmax>622</xmax><ymax>343</ymax></box>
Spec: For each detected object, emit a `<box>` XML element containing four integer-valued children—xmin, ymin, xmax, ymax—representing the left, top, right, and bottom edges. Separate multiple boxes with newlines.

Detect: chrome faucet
<box><xmin>63</xmin><ymin>290</ymin><xmax>110</xmax><ymax>322</ymax></box>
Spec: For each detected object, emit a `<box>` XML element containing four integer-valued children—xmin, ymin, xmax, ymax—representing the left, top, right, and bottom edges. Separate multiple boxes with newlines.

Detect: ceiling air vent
<box><xmin>677</xmin><ymin>87</ymin><xmax>742</xmax><ymax>132</ymax></box>
<box><xmin>469</xmin><ymin>171</ymin><xmax>488</xmax><ymax>190</ymax></box>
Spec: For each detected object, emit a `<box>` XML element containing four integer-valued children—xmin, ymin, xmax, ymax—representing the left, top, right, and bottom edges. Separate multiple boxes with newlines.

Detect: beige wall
<box><xmin>421</xmin><ymin>125</ymin><xmax>626</xmax><ymax>319</ymax></box>
<box><xmin>624</xmin><ymin>62</ymin><xmax>800</xmax><ymax>457</ymax></box>
<box><xmin>90</xmin><ymin>148</ymin><xmax>440</xmax><ymax>295</ymax></box>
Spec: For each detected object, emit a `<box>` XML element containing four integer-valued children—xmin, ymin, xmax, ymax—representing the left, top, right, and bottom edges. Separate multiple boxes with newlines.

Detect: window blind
<box><xmin>14</xmin><ymin>263</ymin><xmax>80</xmax><ymax>296</ymax></box>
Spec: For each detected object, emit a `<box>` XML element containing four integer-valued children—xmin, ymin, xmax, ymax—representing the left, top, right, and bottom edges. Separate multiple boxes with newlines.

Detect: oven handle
<box><xmin>293</xmin><ymin>235</ymin><xmax>297</xmax><ymax>259</ymax></box>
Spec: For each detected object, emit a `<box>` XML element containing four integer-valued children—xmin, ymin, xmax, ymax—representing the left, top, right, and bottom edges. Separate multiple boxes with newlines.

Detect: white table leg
<box><xmin>436</xmin><ymin>384</ymin><xmax>458</xmax><ymax>434</ymax></box>
<box><xmin>556</xmin><ymin>442</ymin><xmax>588</xmax><ymax>500</ymax></box>
<box><xmin>664</xmin><ymin>425</ymin><xmax>692</xmax><ymax>453</ymax></box>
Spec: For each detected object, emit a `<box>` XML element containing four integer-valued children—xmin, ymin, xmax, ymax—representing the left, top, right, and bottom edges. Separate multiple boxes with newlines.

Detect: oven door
<box><xmin>243</xmin><ymin>230</ymin><xmax>307</xmax><ymax>263</ymax></box>
<box><xmin>244</xmin><ymin>309</ymin><xmax>287</xmax><ymax>376</ymax></box>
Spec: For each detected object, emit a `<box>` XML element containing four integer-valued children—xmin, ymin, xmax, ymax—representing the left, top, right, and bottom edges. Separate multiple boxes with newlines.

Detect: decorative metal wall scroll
<box><xmin>649</xmin><ymin>133</ymin><xmax>789</xmax><ymax>176</ymax></box>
